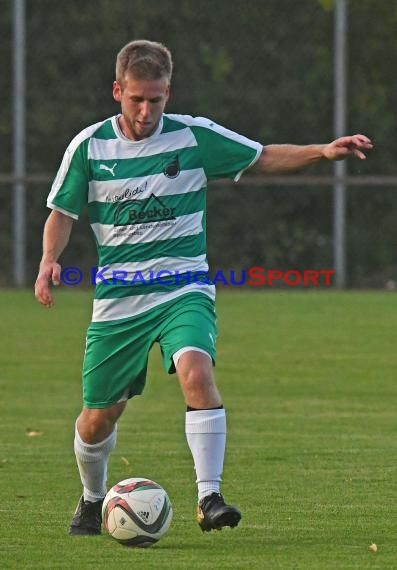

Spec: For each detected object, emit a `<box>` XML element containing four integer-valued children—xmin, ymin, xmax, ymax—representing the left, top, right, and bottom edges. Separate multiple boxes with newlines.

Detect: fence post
<box><xmin>12</xmin><ymin>0</ymin><xmax>26</xmax><ymax>287</ymax></box>
<box><xmin>333</xmin><ymin>0</ymin><xmax>347</xmax><ymax>288</ymax></box>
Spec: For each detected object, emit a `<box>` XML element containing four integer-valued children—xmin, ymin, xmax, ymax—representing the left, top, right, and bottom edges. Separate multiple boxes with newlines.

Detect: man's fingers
<box><xmin>338</xmin><ymin>134</ymin><xmax>373</xmax><ymax>150</ymax></box>
<box><xmin>351</xmin><ymin>134</ymin><xmax>372</xmax><ymax>144</ymax></box>
<box><xmin>35</xmin><ymin>285</ymin><xmax>53</xmax><ymax>307</ymax></box>
<box><xmin>325</xmin><ymin>134</ymin><xmax>373</xmax><ymax>161</ymax></box>
<box><xmin>334</xmin><ymin>135</ymin><xmax>373</xmax><ymax>160</ymax></box>
<box><xmin>350</xmin><ymin>135</ymin><xmax>373</xmax><ymax>150</ymax></box>
<box><xmin>352</xmin><ymin>148</ymin><xmax>367</xmax><ymax>160</ymax></box>
<box><xmin>34</xmin><ymin>273</ymin><xmax>55</xmax><ymax>308</ymax></box>
<box><xmin>34</xmin><ymin>262</ymin><xmax>61</xmax><ymax>307</ymax></box>
<box><xmin>52</xmin><ymin>270</ymin><xmax>61</xmax><ymax>286</ymax></box>
<box><xmin>49</xmin><ymin>262</ymin><xmax>62</xmax><ymax>286</ymax></box>
<box><xmin>35</xmin><ymin>287</ymin><xmax>54</xmax><ymax>308</ymax></box>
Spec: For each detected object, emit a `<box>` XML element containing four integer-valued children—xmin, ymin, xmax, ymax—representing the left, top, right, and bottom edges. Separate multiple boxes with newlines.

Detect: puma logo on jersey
<box><xmin>99</xmin><ymin>162</ymin><xmax>117</xmax><ymax>176</ymax></box>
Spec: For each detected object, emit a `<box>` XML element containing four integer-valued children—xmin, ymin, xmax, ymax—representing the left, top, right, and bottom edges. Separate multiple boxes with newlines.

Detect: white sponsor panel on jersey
<box><xmin>87</xmin><ymin>168</ymin><xmax>207</xmax><ymax>203</ymax></box>
<box><xmin>91</xmin><ymin>211</ymin><xmax>203</xmax><ymax>246</ymax></box>
<box><xmin>92</xmin><ymin>283</ymin><xmax>216</xmax><ymax>322</ymax></box>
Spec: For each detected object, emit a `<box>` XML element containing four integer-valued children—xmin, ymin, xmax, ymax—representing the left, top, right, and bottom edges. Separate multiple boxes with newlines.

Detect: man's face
<box><xmin>113</xmin><ymin>74</ymin><xmax>170</xmax><ymax>140</ymax></box>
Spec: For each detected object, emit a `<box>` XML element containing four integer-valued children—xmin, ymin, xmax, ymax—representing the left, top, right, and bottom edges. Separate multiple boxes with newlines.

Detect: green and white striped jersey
<box><xmin>47</xmin><ymin>113</ymin><xmax>262</xmax><ymax>322</ymax></box>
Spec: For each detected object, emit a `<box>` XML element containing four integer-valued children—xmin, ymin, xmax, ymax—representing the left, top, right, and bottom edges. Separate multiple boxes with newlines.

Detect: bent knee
<box><xmin>182</xmin><ymin>366</ymin><xmax>213</xmax><ymax>391</ymax></box>
<box><xmin>76</xmin><ymin>403</ymin><xmax>125</xmax><ymax>444</ymax></box>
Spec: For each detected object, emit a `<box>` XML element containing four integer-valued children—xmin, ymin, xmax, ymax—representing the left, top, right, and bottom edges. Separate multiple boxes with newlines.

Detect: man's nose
<box><xmin>140</xmin><ymin>101</ymin><xmax>150</xmax><ymax>119</ymax></box>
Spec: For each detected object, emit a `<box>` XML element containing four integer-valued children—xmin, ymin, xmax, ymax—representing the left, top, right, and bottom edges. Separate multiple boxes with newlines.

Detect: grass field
<box><xmin>1</xmin><ymin>289</ymin><xmax>396</xmax><ymax>569</ymax></box>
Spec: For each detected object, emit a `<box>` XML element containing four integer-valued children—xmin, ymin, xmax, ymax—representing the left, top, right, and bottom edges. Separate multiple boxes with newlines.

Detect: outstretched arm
<box><xmin>252</xmin><ymin>134</ymin><xmax>373</xmax><ymax>174</ymax></box>
<box><xmin>34</xmin><ymin>210</ymin><xmax>74</xmax><ymax>308</ymax></box>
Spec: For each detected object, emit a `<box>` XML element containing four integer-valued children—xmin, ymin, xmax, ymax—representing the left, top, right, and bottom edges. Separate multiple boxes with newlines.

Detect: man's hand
<box><xmin>35</xmin><ymin>260</ymin><xmax>62</xmax><ymax>308</ymax></box>
<box><xmin>34</xmin><ymin>210</ymin><xmax>73</xmax><ymax>308</ymax></box>
<box><xmin>323</xmin><ymin>134</ymin><xmax>373</xmax><ymax>161</ymax></box>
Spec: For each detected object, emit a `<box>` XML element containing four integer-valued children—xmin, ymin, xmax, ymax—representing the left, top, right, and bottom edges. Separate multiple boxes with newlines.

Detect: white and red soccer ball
<box><xmin>102</xmin><ymin>477</ymin><xmax>173</xmax><ymax>548</ymax></box>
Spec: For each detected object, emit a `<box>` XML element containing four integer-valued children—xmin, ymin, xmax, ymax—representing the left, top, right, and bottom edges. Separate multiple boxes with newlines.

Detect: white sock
<box><xmin>185</xmin><ymin>409</ymin><xmax>226</xmax><ymax>501</ymax></box>
<box><xmin>74</xmin><ymin>424</ymin><xmax>117</xmax><ymax>503</ymax></box>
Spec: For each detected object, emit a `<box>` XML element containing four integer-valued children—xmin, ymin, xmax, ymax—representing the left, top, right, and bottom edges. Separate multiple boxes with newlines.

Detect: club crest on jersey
<box><xmin>163</xmin><ymin>155</ymin><xmax>180</xmax><ymax>179</ymax></box>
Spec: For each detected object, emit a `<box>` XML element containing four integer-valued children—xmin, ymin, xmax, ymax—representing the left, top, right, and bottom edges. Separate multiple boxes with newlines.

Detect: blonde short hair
<box><xmin>116</xmin><ymin>39</ymin><xmax>173</xmax><ymax>86</ymax></box>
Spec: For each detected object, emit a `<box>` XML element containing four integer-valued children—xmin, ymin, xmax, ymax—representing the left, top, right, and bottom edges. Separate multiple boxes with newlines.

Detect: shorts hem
<box><xmin>167</xmin><ymin>343</ymin><xmax>216</xmax><ymax>374</ymax></box>
<box><xmin>83</xmin><ymin>394</ymin><xmax>141</xmax><ymax>408</ymax></box>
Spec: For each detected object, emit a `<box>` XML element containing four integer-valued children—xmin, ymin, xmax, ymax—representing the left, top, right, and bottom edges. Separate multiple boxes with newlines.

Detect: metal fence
<box><xmin>1</xmin><ymin>0</ymin><xmax>397</xmax><ymax>288</ymax></box>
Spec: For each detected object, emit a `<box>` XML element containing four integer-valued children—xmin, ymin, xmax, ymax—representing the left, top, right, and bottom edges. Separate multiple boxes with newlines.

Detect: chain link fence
<box><xmin>1</xmin><ymin>0</ymin><xmax>397</xmax><ymax>287</ymax></box>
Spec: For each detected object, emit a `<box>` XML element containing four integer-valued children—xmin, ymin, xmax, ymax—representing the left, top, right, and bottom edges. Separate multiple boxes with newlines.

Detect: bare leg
<box><xmin>176</xmin><ymin>350</ymin><xmax>221</xmax><ymax>409</ymax></box>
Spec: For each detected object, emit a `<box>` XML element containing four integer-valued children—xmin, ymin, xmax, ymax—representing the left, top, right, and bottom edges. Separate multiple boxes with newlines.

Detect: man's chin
<box><xmin>136</xmin><ymin>123</ymin><xmax>153</xmax><ymax>136</ymax></box>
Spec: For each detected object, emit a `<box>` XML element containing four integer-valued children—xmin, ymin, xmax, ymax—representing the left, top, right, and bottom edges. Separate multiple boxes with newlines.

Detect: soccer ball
<box><xmin>102</xmin><ymin>477</ymin><xmax>173</xmax><ymax>547</ymax></box>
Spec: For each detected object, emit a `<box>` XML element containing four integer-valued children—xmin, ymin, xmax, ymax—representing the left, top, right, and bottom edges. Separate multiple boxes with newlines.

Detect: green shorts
<box><xmin>82</xmin><ymin>292</ymin><xmax>217</xmax><ymax>408</ymax></box>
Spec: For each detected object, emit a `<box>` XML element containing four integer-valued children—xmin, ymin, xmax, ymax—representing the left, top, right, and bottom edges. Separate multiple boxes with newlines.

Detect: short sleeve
<box><xmin>190</xmin><ymin>118</ymin><xmax>262</xmax><ymax>182</ymax></box>
<box><xmin>47</xmin><ymin>137</ymin><xmax>90</xmax><ymax>219</ymax></box>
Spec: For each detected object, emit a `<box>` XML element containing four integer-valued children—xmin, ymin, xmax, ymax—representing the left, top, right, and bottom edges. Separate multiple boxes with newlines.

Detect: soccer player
<box><xmin>34</xmin><ymin>40</ymin><xmax>372</xmax><ymax>535</ymax></box>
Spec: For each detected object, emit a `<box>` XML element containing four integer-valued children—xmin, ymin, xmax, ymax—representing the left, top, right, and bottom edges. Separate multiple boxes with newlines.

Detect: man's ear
<box><xmin>113</xmin><ymin>81</ymin><xmax>122</xmax><ymax>102</ymax></box>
